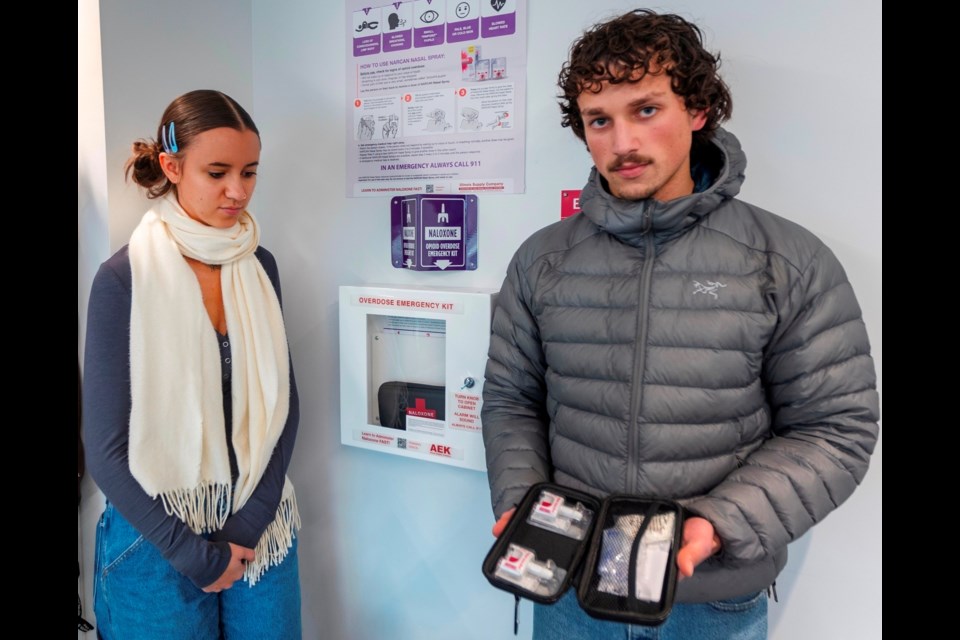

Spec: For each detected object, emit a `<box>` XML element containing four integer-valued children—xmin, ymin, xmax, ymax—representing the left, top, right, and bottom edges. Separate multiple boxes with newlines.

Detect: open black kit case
<box><xmin>482</xmin><ymin>482</ymin><xmax>684</xmax><ymax>627</ymax></box>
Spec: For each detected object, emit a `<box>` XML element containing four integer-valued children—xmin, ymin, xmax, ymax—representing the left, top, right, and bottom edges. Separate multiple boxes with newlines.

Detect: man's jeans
<box><xmin>534</xmin><ymin>586</ymin><xmax>767</xmax><ymax>640</ymax></box>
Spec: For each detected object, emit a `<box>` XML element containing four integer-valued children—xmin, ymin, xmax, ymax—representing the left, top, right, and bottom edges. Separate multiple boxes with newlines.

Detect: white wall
<box><xmin>99</xmin><ymin>0</ymin><xmax>255</xmax><ymax>251</ymax></box>
<box><xmin>78</xmin><ymin>0</ymin><xmax>108</xmax><ymax>633</ymax></box>
<box><xmin>80</xmin><ymin>1</ymin><xmax>881</xmax><ymax>638</ymax></box>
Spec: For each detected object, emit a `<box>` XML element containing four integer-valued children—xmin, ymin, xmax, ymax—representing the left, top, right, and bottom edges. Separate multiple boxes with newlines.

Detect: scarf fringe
<box><xmin>244</xmin><ymin>490</ymin><xmax>302</xmax><ymax>586</ymax></box>
<box><xmin>159</xmin><ymin>483</ymin><xmax>232</xmax><ymax>534</ymax></box>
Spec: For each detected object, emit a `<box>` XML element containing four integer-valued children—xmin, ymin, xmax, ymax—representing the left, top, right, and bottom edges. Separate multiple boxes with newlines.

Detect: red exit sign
<box><xmin>560</xmin><ymin>190</ymin><xmax>582</xmax><ymax>219</ymax></box>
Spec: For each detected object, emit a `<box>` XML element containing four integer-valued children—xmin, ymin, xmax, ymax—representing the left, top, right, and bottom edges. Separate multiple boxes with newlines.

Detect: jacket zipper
<box><xmin>627</xmin><ymin>207</ymin><xmax>656</xmax><ymax>495</ymax></box>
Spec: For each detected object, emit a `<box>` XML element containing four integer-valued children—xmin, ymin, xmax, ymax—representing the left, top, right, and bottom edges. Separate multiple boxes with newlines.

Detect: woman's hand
<box><xmin>202</xmin><ymin>543</ymin><xmax>255</xmax><ymax>593</ymax></box>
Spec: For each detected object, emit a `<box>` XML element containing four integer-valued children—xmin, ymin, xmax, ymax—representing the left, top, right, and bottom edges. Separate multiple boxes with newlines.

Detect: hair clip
<box><xmin>161</xmin><ymin>121</ymin><xmax>179</xmax><ymax>154</ymax></box>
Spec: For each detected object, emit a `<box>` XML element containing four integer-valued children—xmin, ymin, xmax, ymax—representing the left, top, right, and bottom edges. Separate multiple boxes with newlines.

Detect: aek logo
<box><xmin>430</xmin><ymin>444</ymin><xmax>452</xmax><ymax>456</ymax></box>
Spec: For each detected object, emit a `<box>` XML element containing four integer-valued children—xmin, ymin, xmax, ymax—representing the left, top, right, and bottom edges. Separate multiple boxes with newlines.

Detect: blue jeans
<box><xmin>93</xmin><ymin>503</ymin><xmax>301</xmax><ymax>640</ymax></box>
<box><xmin>534</xmin><ymin>588</ymin><xmax>767</xmax><ymax>640</ymax></box>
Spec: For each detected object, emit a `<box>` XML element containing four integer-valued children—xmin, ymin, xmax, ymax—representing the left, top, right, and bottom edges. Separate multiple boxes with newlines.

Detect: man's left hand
<box><xmin>676</xmin><ymin>516</ymin><xmax>721</xmax><ymax>578</ymax></box>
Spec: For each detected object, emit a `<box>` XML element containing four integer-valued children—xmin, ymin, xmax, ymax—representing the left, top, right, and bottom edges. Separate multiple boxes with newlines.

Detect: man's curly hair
<box><xmin>559</xmin><ymin>10</ymin><xmax>732</xmax><ymax>145</ymax></box>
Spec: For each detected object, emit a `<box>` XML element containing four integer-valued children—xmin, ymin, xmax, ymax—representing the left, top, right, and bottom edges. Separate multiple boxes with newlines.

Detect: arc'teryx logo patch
<box><xmin>692</xmin><ymin>280</ymin><xmax>727</xmax><ymax>299</ymax></box>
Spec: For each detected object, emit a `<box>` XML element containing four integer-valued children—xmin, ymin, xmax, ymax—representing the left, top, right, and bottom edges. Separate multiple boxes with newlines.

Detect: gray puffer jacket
<box><xmin>481</xmin><ymin>129</ymin><xmax>879</xmax><ymax>602</ymax></box>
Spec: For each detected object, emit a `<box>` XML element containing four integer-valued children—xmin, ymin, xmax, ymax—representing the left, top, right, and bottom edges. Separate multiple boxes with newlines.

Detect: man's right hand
<box><xmin>203</xmin><ymin>542</ymin><xmax>255</xmax><ymax>593</ymax></box>
<box><xmin>492</xmin><ymin>507</ymin><xmax>517</xmax><ymax>537</ymax></box>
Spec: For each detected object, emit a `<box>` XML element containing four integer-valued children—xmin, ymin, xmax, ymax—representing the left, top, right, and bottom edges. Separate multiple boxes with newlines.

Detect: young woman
<box><xmin>83</xmin><ymin>90</ymin><xmax>301</xmax><ymax>639</ymax></box>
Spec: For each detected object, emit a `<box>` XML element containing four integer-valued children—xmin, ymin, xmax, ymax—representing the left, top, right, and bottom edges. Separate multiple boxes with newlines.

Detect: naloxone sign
<box><xmin>391</xmin><ymin>194</ymin><xmax>478</xmax><ymax>270</ymax></box>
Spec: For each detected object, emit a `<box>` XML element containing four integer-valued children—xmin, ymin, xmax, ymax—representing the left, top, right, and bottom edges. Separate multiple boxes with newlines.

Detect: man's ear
<box><xmin>159</xmin><ymin>152</ymin><xmax>182</xmax><ymax>185</ymax></box>
<box><xmin>690</xmin><ymin>109</ymin><xmax>707</xmax><ymax>132</ymax></box>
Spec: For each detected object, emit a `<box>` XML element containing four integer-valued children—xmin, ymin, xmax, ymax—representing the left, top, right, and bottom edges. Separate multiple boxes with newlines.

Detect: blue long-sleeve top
<box><xmin>82</xmin><ymin>245</ymin><xmax>300</xmax><ymax>589</ymax></box>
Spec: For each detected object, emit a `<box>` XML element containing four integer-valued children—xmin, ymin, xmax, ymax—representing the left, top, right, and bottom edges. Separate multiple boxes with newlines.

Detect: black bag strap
<box><xmin>626</xmin><ymin>501</ymin><xmax>663</xmax><ymax>607</ymax></box>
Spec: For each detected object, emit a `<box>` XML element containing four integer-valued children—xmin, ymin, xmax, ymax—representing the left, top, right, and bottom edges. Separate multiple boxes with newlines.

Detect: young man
<box><xmin>481</xmin><ymin>10</ymin><xmax>879</xmax><ymax>639</ymax></box>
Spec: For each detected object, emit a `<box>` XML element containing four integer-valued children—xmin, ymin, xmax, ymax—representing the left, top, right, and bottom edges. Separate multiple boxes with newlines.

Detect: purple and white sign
<box><xmin>413</xmin><ymin>0</ymin><xmax>445</xmax><ymax>47</ymax></box>
<box><xmin>481</xmin><ymin>0</ymin><xmax>516</xmax><ymax>38</ymax></box>
<box><xmin>382</xmin><ymin>2</ymin><xmax>412</xmax><ymax>51</ymax></box>
<box><xmin>353</xmin><ymin>7</ymin><xmax>383</xmax><ymax>56</ymax></box>
<box><xmin>446</xmin><ymin>0</ymin><xmax>479</xmax><ymax>42</ymax></box>
<box><xmin>347</xmin><ymin>0</ymin><xmax>527</xmax><ymax>196</ymax></box>
<box><xmin>420</xmin><ymin>196</ymin><xmax>465</xmax><ymax>269</ymax></box>
<box><xmin>391</xmin><ymin>195</ymin><xmax>478</xmax><ymax>271</ymax></box>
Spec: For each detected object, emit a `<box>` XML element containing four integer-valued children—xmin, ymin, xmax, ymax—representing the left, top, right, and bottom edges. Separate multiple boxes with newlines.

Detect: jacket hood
<box><xmin>579</xmin><ymin>128</ymin><xmax>747</xmax><ymax>248</ymax></box>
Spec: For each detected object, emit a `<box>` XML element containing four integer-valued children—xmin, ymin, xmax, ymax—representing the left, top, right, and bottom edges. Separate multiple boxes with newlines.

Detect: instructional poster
<box><xmin>346</xmin><ymin>0</ymin><xmax>527</xmax><ymax>196</ymax></box>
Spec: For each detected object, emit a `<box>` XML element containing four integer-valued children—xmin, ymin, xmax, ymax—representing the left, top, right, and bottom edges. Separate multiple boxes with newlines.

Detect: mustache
<box><xmin>608</xmin><ymin>154</ymin><xmax>653</xmax><ymax>172</ymax></box>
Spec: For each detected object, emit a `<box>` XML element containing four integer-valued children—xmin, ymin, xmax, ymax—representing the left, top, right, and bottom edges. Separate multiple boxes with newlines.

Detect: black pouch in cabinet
<box><xmin>482</xmin><ymin>483</ymin><xmax>683</xmax><ymax>626</ymax></box>
<box><xmin>377</xmin><ymin>381</ymin><xmax>446</xmax><ymax>430</ymax></box>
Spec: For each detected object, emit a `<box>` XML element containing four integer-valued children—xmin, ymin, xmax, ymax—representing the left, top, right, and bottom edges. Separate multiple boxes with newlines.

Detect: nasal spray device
<box><xmin>527</xmin><ymin>490</ymin><xmax>594</xmax><ymax>540</ymax></box>
<box><xmin>494</xmin><ymin>544</ymin><xmax>566</xmax><ymax>596</ymax></box>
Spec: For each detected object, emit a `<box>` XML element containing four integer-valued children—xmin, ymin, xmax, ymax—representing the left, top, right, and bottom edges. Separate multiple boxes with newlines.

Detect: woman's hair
<box><xmin>125</xmin><ymin>90</ymin><xmax>260</xmax><ymax>199</ymax></box>
<box><xmin>558</xmin><ymin>10</ymin><xmax>732</xmax><ymax>145</ymax></box>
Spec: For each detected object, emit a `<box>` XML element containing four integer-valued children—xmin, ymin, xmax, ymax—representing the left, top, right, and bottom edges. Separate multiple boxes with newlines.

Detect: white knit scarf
<box><xmin>128</xmin><ymin>194</ymin><xmax>299</xmax><ymax>585</ymax></box>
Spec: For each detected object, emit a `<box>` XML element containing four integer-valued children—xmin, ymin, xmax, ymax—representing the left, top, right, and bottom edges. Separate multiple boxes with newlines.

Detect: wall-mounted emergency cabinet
<box><xmin>339</xmin><ymin>285</ymin><xmax>497</xmax><ymax>470</ymax></box>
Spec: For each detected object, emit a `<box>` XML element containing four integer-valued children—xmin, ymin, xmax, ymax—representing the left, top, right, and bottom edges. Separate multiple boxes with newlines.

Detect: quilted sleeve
<box><xmin>481</xmin><ymin>254</ymin><xmax>552</xmax><ymax>518</ymax></box>
<box><xmin>685</xmin><ymin>243</ymin><xmax>880</xmax><ymax>564</ymax></box>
